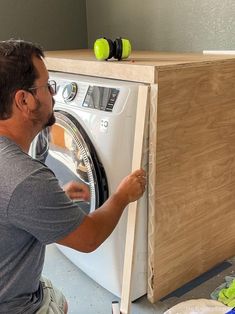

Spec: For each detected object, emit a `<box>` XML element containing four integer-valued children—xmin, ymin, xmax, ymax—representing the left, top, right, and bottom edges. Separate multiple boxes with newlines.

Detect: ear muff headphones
<box><xmin>94</xmin><ymin>37</ymin><xmax>131</xmax><ymax>61</ymax></box>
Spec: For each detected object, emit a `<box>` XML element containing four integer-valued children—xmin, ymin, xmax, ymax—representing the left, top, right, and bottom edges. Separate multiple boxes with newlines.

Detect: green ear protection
<box><xmin>94</xmin><ymin>37</ymin><xmax>132</xmax><ymax>61</ymax></box>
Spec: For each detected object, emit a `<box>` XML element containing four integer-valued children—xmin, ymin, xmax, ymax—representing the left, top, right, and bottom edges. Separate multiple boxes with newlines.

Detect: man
<box><xmin>0</xmin><ymin>39</ymin><xmax>146</xmax><ymax>314</ymax></box>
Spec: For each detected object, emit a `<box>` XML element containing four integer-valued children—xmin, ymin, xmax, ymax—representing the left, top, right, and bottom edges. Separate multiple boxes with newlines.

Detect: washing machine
<box><xmin>30</xmin><ymin>71</ymin><xmax>148</xmax><ymax>300</ymax></box>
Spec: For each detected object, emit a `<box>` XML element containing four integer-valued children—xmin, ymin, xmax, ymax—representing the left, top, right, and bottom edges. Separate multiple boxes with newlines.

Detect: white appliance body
<box><xmin>31</xmin><ymin>72</ymin><xmax>148</xmax><ymax>300</ymax></box>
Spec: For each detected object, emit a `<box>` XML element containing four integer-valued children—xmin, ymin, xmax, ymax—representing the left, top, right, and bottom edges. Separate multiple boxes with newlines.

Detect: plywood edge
<box><xmin>45</xmin><ymin>57</ymin><xmax>155</xmax><ymax>84</ymax></box>
<box><xmin>156</xmin><ymin>58</ymin><xmax>235</xmax><ymax>72</ymax></box>
<box><xmin>147</xmin><ymin>84</ymin><xmax>159</xmax><ymax>303</ymax></box>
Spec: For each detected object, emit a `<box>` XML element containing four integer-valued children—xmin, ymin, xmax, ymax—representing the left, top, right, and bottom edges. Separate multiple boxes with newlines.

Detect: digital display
<box><xmin>82</xmin><ymin>86</ymin><xmax>119</xmax><ymax>111</ymax></box>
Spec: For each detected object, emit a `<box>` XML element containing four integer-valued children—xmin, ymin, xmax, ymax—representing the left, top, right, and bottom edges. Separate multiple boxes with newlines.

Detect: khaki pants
<box><xmin>35</xmin><ymin>277</ymin><xmax>66</xmax><ymax>314</ymax></box>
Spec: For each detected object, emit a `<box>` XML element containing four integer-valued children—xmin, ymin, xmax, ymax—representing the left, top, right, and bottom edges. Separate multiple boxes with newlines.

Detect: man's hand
<box><xmin>58</xmin><ymin>169</ymin><xmax>146</xmax><ymax>252</ymax></box>
<box><xmin>63</xmin><ymin>181</ymin><xmax>90</xmax><ymax>202</ymax></box>
<box><xmin>114</xmin><ymin>169</ymin><xmax>146</xmax><ymax>206</ymax></box>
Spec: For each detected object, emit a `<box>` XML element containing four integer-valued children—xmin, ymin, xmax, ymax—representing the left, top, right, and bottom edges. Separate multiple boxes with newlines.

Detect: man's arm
<box><xmin>56</xmin><ymin>169</ymin><xmax>146</xmax><ymax>253</ymax></box>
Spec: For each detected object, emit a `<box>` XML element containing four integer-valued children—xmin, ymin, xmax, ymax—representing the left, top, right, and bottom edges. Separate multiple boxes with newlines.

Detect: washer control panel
<box><xmin>54</xmin><ymin>78</ymin><xmax>119</xmax><ymax>112</ymax></box>
<box><xmin>49</xmin><ymin>71</ymin><xmax>140</xmax><ymax>115</ymax></box>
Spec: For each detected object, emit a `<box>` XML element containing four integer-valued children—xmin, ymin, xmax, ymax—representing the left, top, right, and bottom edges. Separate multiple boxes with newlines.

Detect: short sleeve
<box><xmin>7</xmin><ymin>167</ymin><xmax>86</xmax><ymax>244</ymax></box>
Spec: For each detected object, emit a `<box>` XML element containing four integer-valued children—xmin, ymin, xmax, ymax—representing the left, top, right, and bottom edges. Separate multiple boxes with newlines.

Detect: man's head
<box><xmin>0</xmin><ymin>39</ymin><xmax>45</xmax><ymax>120</ymax></box>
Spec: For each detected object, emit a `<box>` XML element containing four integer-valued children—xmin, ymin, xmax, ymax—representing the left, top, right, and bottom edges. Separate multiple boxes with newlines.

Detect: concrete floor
<box><xmin>43</xmin><ymin>244</ymin><xmax>235</xmax><ymax>314</ymax></box>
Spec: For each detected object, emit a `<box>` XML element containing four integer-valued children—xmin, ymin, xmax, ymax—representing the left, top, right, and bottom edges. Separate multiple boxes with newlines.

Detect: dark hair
<box><xmin>0</xmin><ymin>39</ymin><xmax>44</xmax><ymax>119</ymax></box>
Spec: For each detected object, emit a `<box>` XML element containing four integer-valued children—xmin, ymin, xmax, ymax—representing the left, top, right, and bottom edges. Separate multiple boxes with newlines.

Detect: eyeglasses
<box><xmin>28</xmin><ymin>80</ymin><xmax>57</xmax><ymax>95</ymax></box>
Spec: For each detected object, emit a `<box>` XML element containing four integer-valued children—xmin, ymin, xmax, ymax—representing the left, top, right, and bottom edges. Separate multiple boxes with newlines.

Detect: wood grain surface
<box><xmin>148</xmin><ymin>60</ymin><xmax>235</xmax><ymax>302</ymax></box>
<box><xmin>45</xmin><ymin>50</ymin><xmax>235</xmax><ymax>84</ymax></box>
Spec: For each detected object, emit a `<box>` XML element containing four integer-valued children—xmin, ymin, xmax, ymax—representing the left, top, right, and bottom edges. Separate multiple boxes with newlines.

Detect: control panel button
<box><xmin>62</xmin><ymin>82</ymin><xmax>78</xmax><ymax>102</ymax></box>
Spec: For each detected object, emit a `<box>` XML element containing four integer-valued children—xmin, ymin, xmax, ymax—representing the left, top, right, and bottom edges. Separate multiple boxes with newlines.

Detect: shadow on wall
<box><xmin>0</xmin><ymin>0</ymin><xmax>88</xmax><ymax>50</ymax></box>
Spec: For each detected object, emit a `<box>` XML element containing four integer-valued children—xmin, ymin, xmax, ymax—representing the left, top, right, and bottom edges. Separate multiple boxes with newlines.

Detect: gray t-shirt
<box><xmin>0</xmin><ymin>137</ymin><xmax>86</xmax><ymax>313</ymax></box>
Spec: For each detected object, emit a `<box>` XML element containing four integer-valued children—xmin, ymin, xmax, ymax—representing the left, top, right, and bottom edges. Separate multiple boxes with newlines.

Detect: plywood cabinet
<box><xmin>45</xmin><ymin>50</ymin><xmax>235</xmax><ymax>303</ymax></box>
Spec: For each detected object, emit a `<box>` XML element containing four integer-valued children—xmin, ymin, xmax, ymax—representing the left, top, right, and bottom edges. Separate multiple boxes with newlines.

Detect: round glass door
<box><xmin>32</xmin><ymin>110</ymin><xmax>108</xmax><ymax>214</ymax></box>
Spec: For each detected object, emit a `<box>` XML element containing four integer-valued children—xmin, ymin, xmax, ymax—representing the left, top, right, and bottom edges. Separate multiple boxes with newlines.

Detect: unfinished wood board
<box><xmin>120</xmin><ymin>85</ymin><xmax>149</xmax><ymax>314</ymax></box>
<box><xmin>45</xmin><ymin>50</ymin><xmax>235</xmax><ymax>84</ymax></box>
<box><xmin>147</xmin><ymin>84</ymin><xmax>158</xmax><ymax>302</ymax></box>
<box><xmin>148</xmin><ymin>60</ymin><xmax>235</xmax><ymax>302</ymax></box>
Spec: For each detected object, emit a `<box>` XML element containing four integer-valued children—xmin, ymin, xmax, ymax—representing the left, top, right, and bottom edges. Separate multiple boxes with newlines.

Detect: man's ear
<box><xmin>14</xmin><ymin>90</ymin><xmax>33</xmax><ymax>115</ymax></box>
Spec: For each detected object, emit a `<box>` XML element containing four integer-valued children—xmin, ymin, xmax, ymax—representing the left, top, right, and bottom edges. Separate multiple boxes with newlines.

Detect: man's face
<box><xmin>30</xmin><ymin>56</ymin><xmax>56</xmax><ymax>129</ymax></box>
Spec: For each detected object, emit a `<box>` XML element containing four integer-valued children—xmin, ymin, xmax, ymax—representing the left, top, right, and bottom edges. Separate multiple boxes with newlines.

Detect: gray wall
<box><xmin>0</xmin><ymin>0</ymin><xmax>87</xmax><ymax>50</ymax></box>
<box><xmin>1</xmin><ymin>1</ymin><xmax>234</xmax><ymax>53</ymax></box>
<box><xmin>86</xmin><ymin>0</ymin><xmax>235</xmax><ymax>52</ymax></box>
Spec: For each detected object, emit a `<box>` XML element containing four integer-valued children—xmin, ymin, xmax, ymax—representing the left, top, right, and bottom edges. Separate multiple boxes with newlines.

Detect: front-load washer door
<box><xmin>31</xmin><ymin>110</ymin><xmax>108</xmax><ymax>213</ymax></box>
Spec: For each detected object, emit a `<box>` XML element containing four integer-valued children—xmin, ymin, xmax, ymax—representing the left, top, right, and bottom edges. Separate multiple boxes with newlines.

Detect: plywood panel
<box><xmin>45</xmin><ymin>50</ymin><xmax>235</xmax><ymax>84</ymax></box>
<box><xmin>148</xmin><ymin>61</ymin><xmax>235</xmax><ymax>302</ymax></box>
